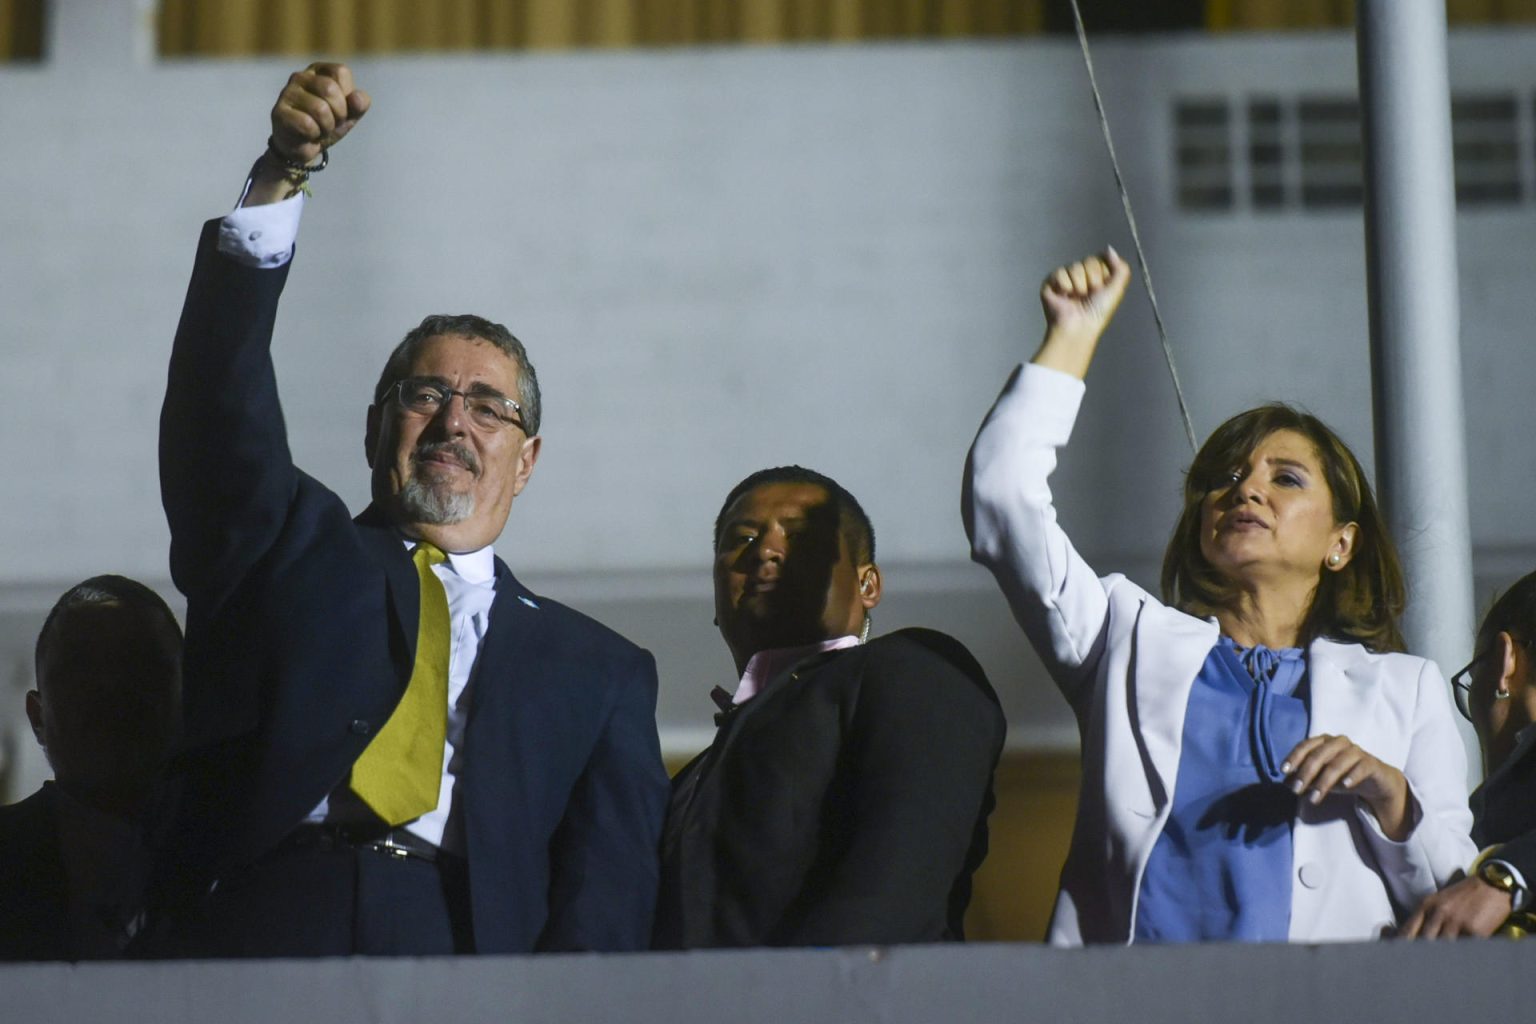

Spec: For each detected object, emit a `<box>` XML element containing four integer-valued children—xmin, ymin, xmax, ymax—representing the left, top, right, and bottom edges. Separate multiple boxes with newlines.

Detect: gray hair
<box><xmin>373</xmin><ymin>314</ymin><xmax>542</xmax><ymax>436</ymax></box>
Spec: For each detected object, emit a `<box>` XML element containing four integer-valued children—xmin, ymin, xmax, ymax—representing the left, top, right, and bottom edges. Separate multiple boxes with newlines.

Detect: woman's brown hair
<box><xmin>1160</xmin><ymin>404</ymin><xmax>1406</xmax><ymax>652</ymax></box>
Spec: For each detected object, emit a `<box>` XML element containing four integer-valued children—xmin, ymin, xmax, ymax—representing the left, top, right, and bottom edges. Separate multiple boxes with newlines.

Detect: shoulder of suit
<box><xmin>861</xmin><ymin>628</ymin><xmax>996</xmax><ymax>692</ymax></box>
<box><xmin>0</xmin><ymin>785</ymin><xmax>57</xmax><ymax>855</ymax></box>
<box><xmin>866</xmin><ymin>626</ymin><xmax>970</xmax><ymax>657</ymax></box>
<box><xmin>503</xmin><ymin>587</ymin><xmax>651</xmax><ymax>662</ymax></box>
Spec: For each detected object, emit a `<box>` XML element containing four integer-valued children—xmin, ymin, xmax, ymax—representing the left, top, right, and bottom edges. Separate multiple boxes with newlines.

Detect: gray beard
<box><xmin>398</xmin><ymin>478</ymin><xmax>475</xmax><ymax>525</ymax></box>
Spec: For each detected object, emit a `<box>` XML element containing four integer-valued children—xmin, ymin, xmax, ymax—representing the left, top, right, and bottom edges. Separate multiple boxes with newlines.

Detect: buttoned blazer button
<box><xmin>1297</xmin><ymin>862</ymin><xmax>1326</xmax><ymax>889</ymax></box>
<box><xmin>349</xmin><ymin>719</ymin><xmax>372</xmax><ymax>736</ymax></box>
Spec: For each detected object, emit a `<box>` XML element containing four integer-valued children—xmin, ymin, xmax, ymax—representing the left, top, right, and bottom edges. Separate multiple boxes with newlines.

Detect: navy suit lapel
<box><xmin>353</xmin><ymin>504</ymin><xmax>419</xmax><ymax>671</ymax></box>
<box><xmin>471</xmin><ymin>558</ymin><xmax>545</xmax><ymax>701</ymax></box>
<box><xmin>461</xmin><ymin>560</ymin><xmax>551</xmax><ymax>815</ymax></box>
<box><xmin>459</xmin><ymin>560</ymin><xmax>564</xmax><ymax>947</ymax></box>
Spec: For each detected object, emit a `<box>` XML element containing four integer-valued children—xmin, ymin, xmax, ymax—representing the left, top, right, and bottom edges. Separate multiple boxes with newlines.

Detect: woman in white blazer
<box><xmin>963</xmin><ymin>250</ymin><xmax>1474</xmax><ymax>945</ymax></box>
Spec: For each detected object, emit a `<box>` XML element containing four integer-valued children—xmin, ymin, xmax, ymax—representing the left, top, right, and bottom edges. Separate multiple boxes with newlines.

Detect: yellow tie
<box><xmin>351</xmin><ymin>542</ymin><xmax>451</xmax><ymax>826</ymax></box>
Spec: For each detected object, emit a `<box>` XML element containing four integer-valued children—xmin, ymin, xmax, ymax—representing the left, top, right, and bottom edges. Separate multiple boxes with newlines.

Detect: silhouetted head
<box><xmin>28</xmin><ymin>576</ymin><xmax>183</xmax><ymax>816</ymax></box>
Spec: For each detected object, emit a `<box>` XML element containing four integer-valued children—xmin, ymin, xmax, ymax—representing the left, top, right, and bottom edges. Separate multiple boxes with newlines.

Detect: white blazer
<box><xmin>963</xmin><ymin>364</ymin><xmax>1475</xmax><ymax>945</ymax></box>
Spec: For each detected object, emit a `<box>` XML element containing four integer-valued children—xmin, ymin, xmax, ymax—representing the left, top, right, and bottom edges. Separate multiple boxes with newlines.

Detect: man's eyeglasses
<box><xmin>390</xmin><ymin>378</ymin><xmax>525</xmax><ymax>433</ymax></box>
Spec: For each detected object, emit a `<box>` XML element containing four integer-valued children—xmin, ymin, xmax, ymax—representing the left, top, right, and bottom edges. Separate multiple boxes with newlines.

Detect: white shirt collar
<box><xmin>399</xmin><ymin>538</ymin><xmax>496</xmax><ymax>585</ymax></box>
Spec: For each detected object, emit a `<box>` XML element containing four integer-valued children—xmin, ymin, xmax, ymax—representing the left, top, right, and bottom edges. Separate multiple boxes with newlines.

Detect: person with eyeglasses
<box><xmin>150</xmin><ymin>64</ymin><xmax>668</xmax><ymax>957</ymax></box>
<box><xmin>963</xmin><ymin>250</ymin><xmax>1475</xmax><ymax>944</ymax></box>
<box><xmin>1403</xmin><ymin>571</ymin><xmax>1536</xmax><ymax>939</ymax></box>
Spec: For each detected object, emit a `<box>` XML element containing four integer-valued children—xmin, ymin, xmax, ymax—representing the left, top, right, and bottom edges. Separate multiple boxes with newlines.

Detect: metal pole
<box><xmin>1356</xmin><ymin>0</ymin><xmax>1479</xmax><ymax>784</ymax></box>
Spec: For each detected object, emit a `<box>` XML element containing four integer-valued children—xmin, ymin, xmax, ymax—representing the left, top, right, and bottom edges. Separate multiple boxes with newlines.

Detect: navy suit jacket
<box><xmin>157</xmin><ymin>221</ymin><xmax>669</xmax><ymax>953</ymax></box>
<box><xmin>1472</xmin><ymin>726</ymin><xmax>1536</xmax><ymax>886</ymax></box>
<box><xmin>0</xmin><ymin>784</ymin><xmax>72</xmax><ymax>961</ymax></box>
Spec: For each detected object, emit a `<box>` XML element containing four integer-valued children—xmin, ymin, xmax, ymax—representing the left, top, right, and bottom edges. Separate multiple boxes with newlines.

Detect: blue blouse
<box><xmin>1132</xmin><ymin>637</ymin><xmax>1309</xmax><ymax>943</ymax></box>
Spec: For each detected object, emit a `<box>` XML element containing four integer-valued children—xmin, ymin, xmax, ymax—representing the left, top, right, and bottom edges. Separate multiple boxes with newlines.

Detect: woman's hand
<box><xmin>1282</xmin><ymin>733</ymin><xmax>1413</xmax><ymax>840</ymax></box>
<box><xmin>1031</xmin><ymin>248</ymin><xmax>1132</xmax><ymax>380</ymax></box>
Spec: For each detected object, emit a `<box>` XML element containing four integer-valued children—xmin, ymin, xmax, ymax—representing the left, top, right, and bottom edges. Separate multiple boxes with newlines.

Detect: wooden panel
<box><xmin>149</xmin><ymin>0</ymin><xmax>1052</xmax><ymax>56</ymax></box>
<box><xmin>435</xmin><ymin>0</ymin><xmax>481</xmax><ymax>50</ymax></box>
<box><xmin>904</xmin><ymin>0</ymin><xmax>932</xmax><ymax>36</ymax></box>
<box><xmin>1447</xmin><ymin>0</ymin><xmax>1499</xmax><ymax>22</ymax></box>
<box><xmin>737</xmin><ymin>0</ymin><xmax>785</xmax><ymax>43</ymax></box>
<box><xmin>524</xmin><ymin>0</ymin><xmax>580</xmax><ymax>49</ymax></box>
<box><xmin>483</xmin><ymin>1</ymin><xmax>523</xmax><ymax>48</ymax></box>
<box><xmin>147</xmin><ymin>0</ymin><xmax>1536</xmax><ymax>57</ymax></box>
<box><xmin>1213</xmin><ymin>0</ymin><xmax>1351</xmax><ymax>30</ymax></box>
<box><xmin>263</xmin><ymin>0</ymin><xmax>313</xmax><ymax>54</ymax></box>
<box><xmin>965</xmin><ymin>750</ymin><xmax>1078</xmax><ymax>942</ymax></box>
<box><xmin>314</xmin><ymin>0</ymin><xmax>359</xmax><ymax>54</ymax></box>
<box><xmin>694</xmin><ymin>0</ymin><xmax>738</xmax><ymax>44</ymax></box>
<box><xmin>191</xmin><ymin>0</ymin><xmax>260</xmax><ymax>55</ymax></box>
<box><xmin>593</xmin><ymin>0</ymin><xmax>640</xmax><ymax>48</ymax></box>
<box><xmin>0</xmin><ymin>0</ymin><xmax>45</xmax><ymax>60</ymax></box>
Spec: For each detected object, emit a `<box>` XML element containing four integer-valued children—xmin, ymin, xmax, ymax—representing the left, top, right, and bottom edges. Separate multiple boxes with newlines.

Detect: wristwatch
<box><xmin>1478</xmin><ymin>858</ymin><xmax>1529</xmax><ymax>911</ymax></box>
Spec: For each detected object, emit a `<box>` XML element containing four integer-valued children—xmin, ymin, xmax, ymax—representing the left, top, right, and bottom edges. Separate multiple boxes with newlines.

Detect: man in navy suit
<box><xmin>154</xmin><ymin>63</ymin><xmax>668</xmax><ymax>956</ymax></box>
<box><xmin>0</xmin><ymin>575</ymin><xmax>183</xmax><ymax>960</ymax></box>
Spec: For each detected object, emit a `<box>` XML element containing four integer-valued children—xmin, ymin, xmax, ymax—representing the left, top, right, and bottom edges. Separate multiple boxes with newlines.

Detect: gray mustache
<box><xmin>413</xmin><ymin>441</ymin><xmax>480</xmax><ymax>475</ymax></box>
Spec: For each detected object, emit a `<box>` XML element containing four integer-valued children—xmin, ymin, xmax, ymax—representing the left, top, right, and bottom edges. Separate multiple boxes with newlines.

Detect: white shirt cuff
<box><xmin>217</xmin><ymin>192</ymin><xmax>304</xmax><ymax>269</ymax></box>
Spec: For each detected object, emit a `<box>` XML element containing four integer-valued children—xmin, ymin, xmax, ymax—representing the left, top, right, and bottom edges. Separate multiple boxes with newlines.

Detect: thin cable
<box><xmin>1067</xmin><ymin>0</ymin><xmax>1199</xmax><ymax>454</ymax></box>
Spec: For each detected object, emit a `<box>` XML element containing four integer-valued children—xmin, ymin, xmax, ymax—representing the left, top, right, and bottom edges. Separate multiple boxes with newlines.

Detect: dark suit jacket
<box><xmin>653</xmin><ymin>627</ymin><xmax>1006</xmax><ymax>948</ymax></box>
<box><xmin>0</xmin><ymin>784</ymin><xmax>72</xmax><ymax>961</ymax></box>
<box><xmin>1471</xmin><ymin>726</ymin><xmax>1536</xmax><ymax>885</ymax></box>
<box><xmin>157</xmin><ymin>221</ymin><xmax>669</xmax><ymax>953</ymax></box>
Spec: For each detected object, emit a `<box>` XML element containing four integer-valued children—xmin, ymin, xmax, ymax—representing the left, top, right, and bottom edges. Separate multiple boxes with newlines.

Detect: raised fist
<box><xmin>269</xmin><ymin>62</ymin><xmax>371</xmax><ymax>166</ymax></box>
<box><xmin>1040</xmin><ymin>248</ymin><xmax>1132</xmax><ymax>338</ymax></box>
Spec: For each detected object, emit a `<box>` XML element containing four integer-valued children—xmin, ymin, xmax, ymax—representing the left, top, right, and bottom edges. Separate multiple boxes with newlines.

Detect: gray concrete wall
<box><xmin>4</xmin><ymin>940</ymin><xmax>1536</xmax><ymax>1023</ymax></box>
<box><xmin>3</xmin><ymin>5</ymin><xmax>1534</xmax><ymax>797</ymax></box>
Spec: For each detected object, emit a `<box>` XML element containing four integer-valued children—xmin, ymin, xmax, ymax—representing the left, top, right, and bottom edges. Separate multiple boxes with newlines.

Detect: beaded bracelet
<box><xmin>265</xmin><ymin>135</ymin><xmax>329</xmax><ymax>180</ymax></box>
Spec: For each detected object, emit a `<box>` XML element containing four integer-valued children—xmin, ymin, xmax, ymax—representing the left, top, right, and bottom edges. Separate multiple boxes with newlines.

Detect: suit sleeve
<box><xmin>160</xmin><ymin>219</ymin><xmax>299</xmax><ymax>615</ymax></box>
<box><xmin>538</xmin><ymin>647</ymin><xmax>670</xmax><ymax>951</ymax></box>
<box><xmin>962</xmin><ymin>362</ymin><xmax>1111</xmax><ymax>708</ymax></box>
<box><xmin>1354</xmin><ymin>657</ymin><xmax>1477</xmax><ymax>912</ymax></box>
<box><xmin>775</xmin><ymin>637</ymin><xmax>1006</xmax><ymax>944</ymax></box>
<box><xmin>1493</xmin><ymin>831</ymin><xmax>1536</xmax><ymax>890</ymax></box>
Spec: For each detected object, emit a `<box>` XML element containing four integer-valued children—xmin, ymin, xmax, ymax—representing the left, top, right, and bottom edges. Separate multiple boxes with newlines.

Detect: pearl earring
<box><xmin>1328</xmin><ymin>554</ymin><xmax>1341</xmax><ymax>567</ymax></box>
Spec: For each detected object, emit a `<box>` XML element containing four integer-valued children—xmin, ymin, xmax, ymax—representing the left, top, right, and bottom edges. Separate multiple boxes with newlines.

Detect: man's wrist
<box><xmin>1477</xmin><ymin>857</ymin><xmax>1528</xmax><ymax>911</ymax></box>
